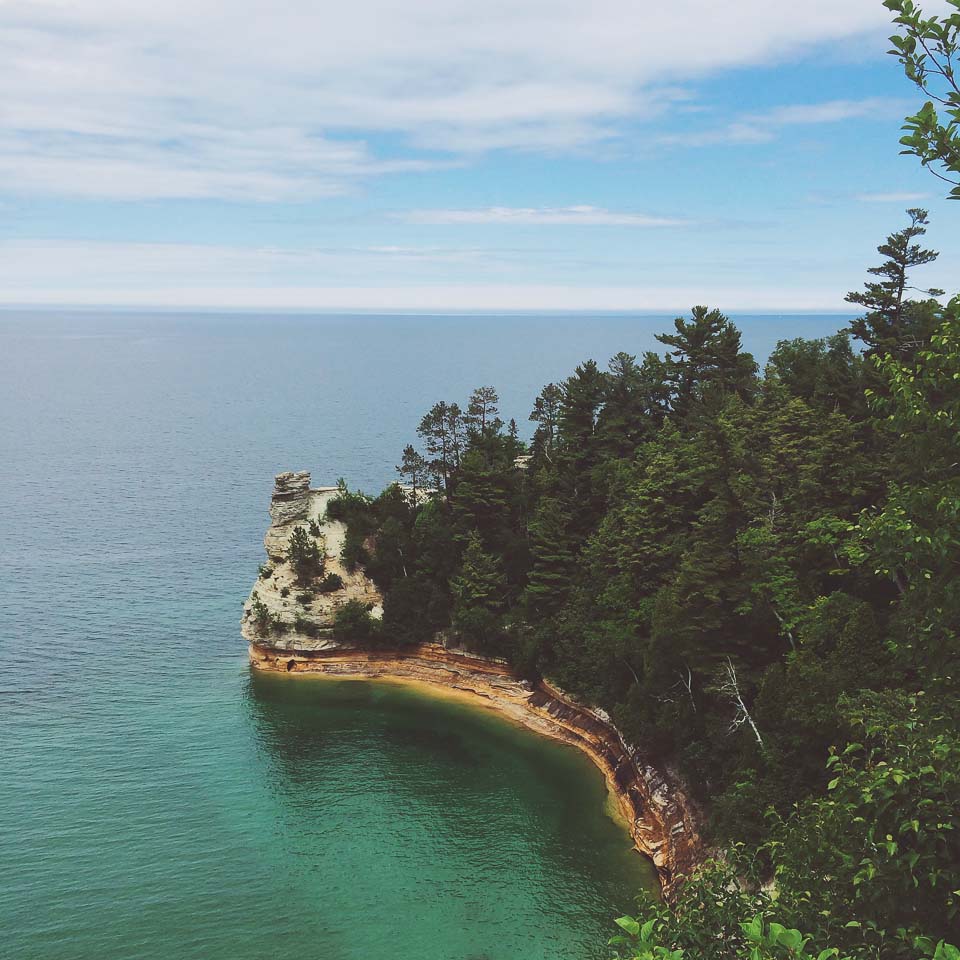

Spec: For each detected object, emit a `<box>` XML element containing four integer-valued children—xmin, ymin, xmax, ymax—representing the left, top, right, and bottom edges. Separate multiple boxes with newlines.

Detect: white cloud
<box><xmin>0</xmin><ymin>238</ymin><xmax>852</xmax><ymax>309</ymax></box>
<box><xmin>403</xmin><ymin>206</ymin><xmax>688</xmax><ymax>226</ymax></box>
<box><xmin>0</xmin><ymin>125</ymin><xmax>448</xmax><ymax>202</ymax></box>
<box><xmin>0</xmin><ymin>239</ymin><xmax>496</xmax><ymax>286</ymax></box>
<box><xmin>658</xmin><ymin>97</ymin><xmax>907</xmax><ymax>146</ymax></box>
<box><xmin>0</xmin><ymin>0</ymin><xmax>892</xmax><ymax>200</ymax></box>
<box><xmin>856</xmin><ymin>191</ymin><xmax>931</xmax><ymax>203</ymax></box>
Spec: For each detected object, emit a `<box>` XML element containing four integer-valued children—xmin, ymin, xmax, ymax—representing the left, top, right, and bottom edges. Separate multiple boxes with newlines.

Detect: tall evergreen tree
<box><xmin>417</xmin><ymin>401</ymin><xmax>465</xmax><ymax>495</ymax></box>
<box><xmin>451</xmin><ymin>532</ymin><xmax>508</xmax><ymax>651</ymax></box>
<box><xmin>523</xmin><ymin>496</ymin><xmax>578</xmax><ymax>616</ymax></box>
<box><xmin>396</xmin><ymin>444</ymin><xmax>428</xmax><ymax>506</ymax></box>
<box><xmin>595</xmin><ymin>350</ymin><xmax>671</xmax><ymax>458</ymax></box>
<box><xmin>656</xmin><ymin>306</ymin><xmax>757</xmax><ymax>416</ymax></box>
<box><xmin>465</xmin><ymin>386</ymin><xmax>502</xmax><ymax>438</ymax></box>
<box><xmin>845</xmin><ymin>208</ymin><xmax>944</xmax><ymax>358</ymax></box>
<box><xmin>529</xmin><ymin>383</ymin><xmax>563</xmax><ymax>462</ymax></box>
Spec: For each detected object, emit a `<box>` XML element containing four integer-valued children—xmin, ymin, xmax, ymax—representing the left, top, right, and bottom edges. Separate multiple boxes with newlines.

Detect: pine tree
<box><xmin>523</xmin><ymin>497</ymin><xmax>578</xmax><ymax>616</ymax></box>
<box><xmin>845</xmin><ymin>209</ymin><xmax>944</xmax><ymax>358</ymax></box>
<box><xmin>451</xmin><ymin>532</ymin><xmax>507</xmax><ymax>611</ymax></box>
<box><xmin>656</xmin><ymin>306</ymin><xmax>757</xmax><ymax>416</ymax></box>
<box><xmin>451</xmin><ymin>447</ymin><xmax>513</xmax><ymax>548</ymax></box>
<box><xmin>465</xmin><ymin>386</ymin><xmax>502</xmax><ymax>437</ymax></box>
<box><xmin>451</xmin><ymin>532</ymin><xmax>508</xmax><ymax>650</ymax></box>
<box><xmin>766</xmin><ymin>334</ymin><xmax>865</xmax><ymax>416</ymax></box>
<box><xmin>396</xmin><ymin>444</ymin><xmax>428</xmax><ymax>506</ymax></box>
<box><xmin>417</xmin><ymin>401</ymin><xmax>466</xmax><ymax>495</ymax></box>
<box><xmin>529</xmin><ymin>383</ymin><xmax>563</xmax><ymax>462</ymax></box>
<box><xmin>288</xmin><ymin>525</ymin><xmax>323</xmax><ymax>583</ymax></box>
<box><xmin>596</xmin><ymin>350</ymin><xmax>671</xmax><ymax>458</ymax></box>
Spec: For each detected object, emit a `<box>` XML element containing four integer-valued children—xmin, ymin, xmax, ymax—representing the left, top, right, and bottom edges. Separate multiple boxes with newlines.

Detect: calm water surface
<box><xmin>0</xmin><ymin>311</ymin><xmax>850</xmax><ymax>959</ymax></box>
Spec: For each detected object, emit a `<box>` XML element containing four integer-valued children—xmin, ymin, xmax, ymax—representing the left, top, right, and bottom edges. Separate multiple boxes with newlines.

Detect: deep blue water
<box><xmin>0</xmin><ymin>310</ymin><xmax>852</xmax><ymax>959</ymax></box>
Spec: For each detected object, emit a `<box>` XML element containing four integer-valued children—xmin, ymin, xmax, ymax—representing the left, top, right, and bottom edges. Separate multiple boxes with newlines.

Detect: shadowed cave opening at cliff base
<box><xmin>241</xmin><ymin>470</ymin><xmax>703</xmax><ymax>899</ymax></box>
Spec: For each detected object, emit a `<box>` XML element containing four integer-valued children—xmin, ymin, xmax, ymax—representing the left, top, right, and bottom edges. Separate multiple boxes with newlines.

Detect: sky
<box><xmin>0</xmin><ymin>0</ymin><xmax>955</xmax><ymax>312</ymax></box>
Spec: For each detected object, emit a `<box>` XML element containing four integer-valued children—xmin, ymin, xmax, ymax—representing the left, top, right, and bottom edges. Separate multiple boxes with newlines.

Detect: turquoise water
<box><xmin>0</xmin><ymin>310</ymin><xmax>852</xmax><ymax>959</ymax></box>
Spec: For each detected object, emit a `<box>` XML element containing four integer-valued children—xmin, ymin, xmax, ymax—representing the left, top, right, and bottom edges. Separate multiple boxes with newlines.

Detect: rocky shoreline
<box><xmin>243</xmin><ymin>470</ymin><xmax>704</xmax><ymax>898</ymax></box>
<box><xmin>248</xmin><ymin>638</ymin><xmax>703</xmax><ymax>898</ymax></box>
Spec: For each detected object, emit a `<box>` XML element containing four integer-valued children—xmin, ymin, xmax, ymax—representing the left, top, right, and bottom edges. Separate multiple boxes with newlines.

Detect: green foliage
<box><xmin>382</xmin><ymin>575</ymin><xmax>441</xmax><ymax>645</ymax></box>
<box><xmin>612</xmin><ymin>695</ymin><xmax>960</xmax><ymax>960</ymax></box>
<box><xmin>885</xmin><ymin>0</ymin><xmax>960</xmax><ymax>199</ymax></box>
<box><xmin>466</xmin><ymin>385</ymin><xmax>502</xmax><ymax>437</ymax></box>
<box><xmin>293</xmin><ymin>614</ymin><xmax>319</xmax><ymax>638</ymax></box>
<box><xmin>766</xmin><ymin>334</ymin><xmax>866</xmax><ymax>415</ymax></box>
<box><xmin>849</xmin><ymin>301</ymin><xmax>960</xmax><ymax>668</ymax></box>
<box><xmin>325</xmin><ymin>479</ymin><xmax>373</xmax><ymax>526</ymax></box>
<box><xmin>331</xmin><ymin>212</ymin><xmax>956</xmax><ymax>957</ymax></box>
<box><xmin>611</xmin><ymin>850</ymin><xmax>771</xmax><ymax>960</ymax></box>
<box><xmin>656</xmin><ymin>305</ymin><xmax>757</xmax><ymax>415</ymax></box>
<box><xmin>258</xmin><ymin>563</ymin><xmax>273</xmax><ymax>580</ymax></box>
<box><xmin>332</xmin><ymin>599</ymin><xmax>381</xmax><ymax>646</ymax></box>
<box><xmin>769</xmin><ymin>693</ymin><xmax>960</xmax><ymax>955</ymax></box>
<box><xmin>612</xmin><ymin>908</ymin><xmax>852</xmax><ymax>960</ymax></box>
<box><xmin>341</xmin><ymin>524</ymin><xmax>369</xmax><ymax>571</ymax></box>
<box><xmin>845</xmin><ymin>209</ymin><xmax>944</xmax><ymax>358</ymax></box>
<box><xmin>529</xmin><ymin>382</ymin><xmax>563</xmax><ymax>461</ymax></box>
<box><xmin>451</xmin><ymin>532</ymin><xmax>507</xmax><ymax>651</ymax></box>
<box><xmin>326</xmin><ymin>482</ymin><xmax>376</xmax><ymax>572</ymax></box>
<box><xmin>287</xmin><ymin>525</ymin><xmax>323</xmax><ymax>583</ymax></box>
<box><xmin>522</xmin><ymin>496</ymin><xmax>577</xmax><ymax>616</ymax></box>
<box><xmin>417</xmin><ymin>401</ymin><xmax>466</xmax><ymax>495</ymax></box>
<box><xmin>397</xmin><ymin>444</ymin><xmax>429</xmax><ymax>504</ymax></box>
<box><xmin>318</xmin><ymin>572</ymin><xmax>344</xmax><ymax>593</ymax></box>
<box><xmin>249</xmin><ymin>591</ymin><xmax>272</xmax><ymax>633</ymax></box>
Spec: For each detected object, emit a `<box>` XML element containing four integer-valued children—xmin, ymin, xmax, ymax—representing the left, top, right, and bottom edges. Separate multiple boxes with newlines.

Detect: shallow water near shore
<box><xmin>0</xmin><ymin>310</ymin><xmax>851</xmax><ymax>959</ymax></box>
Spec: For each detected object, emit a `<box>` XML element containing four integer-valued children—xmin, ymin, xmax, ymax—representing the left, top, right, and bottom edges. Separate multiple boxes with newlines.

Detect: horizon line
<box><xmin>0</xmin><ymin>303</ymin><xmax>858</xmax><ymax>317</ymax></box>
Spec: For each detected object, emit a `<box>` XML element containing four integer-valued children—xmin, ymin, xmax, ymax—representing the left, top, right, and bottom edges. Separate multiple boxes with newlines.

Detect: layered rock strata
<box><xmin>248</xmin><ymin>638</ymin><xmax>703</xmax><ymax>898</ymax></box>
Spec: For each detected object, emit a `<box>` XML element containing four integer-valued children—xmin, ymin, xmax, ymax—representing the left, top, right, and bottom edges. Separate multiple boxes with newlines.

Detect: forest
<box><xmin>322</xmin><ymin>3</ymin><xmax>960</xmax><ymax>958</ymax></box>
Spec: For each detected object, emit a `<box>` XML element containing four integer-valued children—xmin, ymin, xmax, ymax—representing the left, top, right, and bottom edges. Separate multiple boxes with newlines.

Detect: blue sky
<box><xmin>0</xmin><ymin>0</ymin><xmax>954</xmax><ymax>311</ymax></box>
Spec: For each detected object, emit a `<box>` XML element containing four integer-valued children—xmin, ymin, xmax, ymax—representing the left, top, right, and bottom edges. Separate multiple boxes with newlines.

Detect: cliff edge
<box><xmin>242</xmin><ymin>470</ymin><xmax>704</xmax><ymax>898</ymax></box>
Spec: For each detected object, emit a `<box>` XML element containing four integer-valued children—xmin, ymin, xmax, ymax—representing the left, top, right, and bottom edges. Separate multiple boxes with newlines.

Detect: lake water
<box><xmin>0</xmin><ymin>310</ymin><xmax>851</xmax><ymax>959</ymax></box>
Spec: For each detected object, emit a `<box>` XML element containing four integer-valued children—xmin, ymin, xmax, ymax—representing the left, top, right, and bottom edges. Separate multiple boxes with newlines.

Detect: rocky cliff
<box><xmin>243</xmin><ymin>471</ymin><xmax>704</xmax><ymax>898</ymax></box>
<box><xmin>240</xmin><ymin>471</ymin><xmax>382</xmax><ymax>650</ymax></box>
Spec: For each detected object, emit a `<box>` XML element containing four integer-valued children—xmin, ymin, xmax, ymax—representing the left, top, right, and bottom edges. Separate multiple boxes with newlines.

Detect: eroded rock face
<box><xmin>241</xmin><ymin>472</ymin><xmax>382</xmax><ymax>651</ymax></box>
<box><xmin>270</xmin><ymin>470</ymin><xmax>311</xmax><ymax>517</ymax></box>
<box><xmin>264</xmin><ymin>471</ymin><xmax>312</xmax><ymax>561</ymax></box>
<box><xmin>247</xmin><ymin>641</ymin><xmax>705</xmax><ymax>898</ymax></box>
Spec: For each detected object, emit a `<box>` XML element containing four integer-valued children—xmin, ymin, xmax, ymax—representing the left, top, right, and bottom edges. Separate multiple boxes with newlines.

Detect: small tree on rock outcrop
<box><xmin>288</xmin><ymin>525</ymin><xmax>324</xmax><ymax>583</ymax></box>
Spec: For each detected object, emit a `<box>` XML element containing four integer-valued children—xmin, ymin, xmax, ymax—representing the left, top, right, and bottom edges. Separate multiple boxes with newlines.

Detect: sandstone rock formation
<box><xmin>241</xmin><ymin>472</ymin><xmax>382</xmax><ymax>650</ymax></box>
<box><xmin>264</xmin><ymin>470</ymin><xmax>312</xmax><ymax>560</ymax></box>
